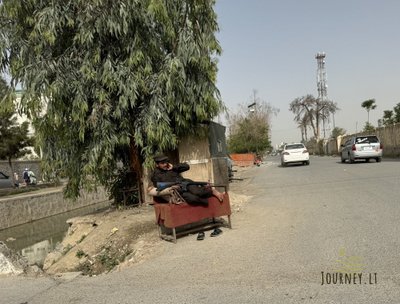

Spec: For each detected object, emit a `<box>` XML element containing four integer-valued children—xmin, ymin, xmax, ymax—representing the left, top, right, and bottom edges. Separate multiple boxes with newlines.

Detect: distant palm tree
<box><xmin>361</xmin><ymin>99</ymin><xmax>377</xmax><ymax>123</ymax></box>
<box><xmin>296</xmin><ymin>113</ymin><xmax>311</xmax><ymax>142</ymax></box>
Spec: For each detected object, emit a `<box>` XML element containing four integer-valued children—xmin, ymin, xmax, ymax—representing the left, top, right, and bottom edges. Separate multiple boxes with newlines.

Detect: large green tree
<box><xmin>228</xmin><ymin>117</ymin><xmax>271</xmax><ymax>154</ymax></box>
<box><xmin>227</xmin><ymin>93</ymin><xmax>277</xmax><ymax>154</ymax></box>
<box><xmin>0</xmin><ymin>0</ymin><xmax>223</xmax><ymax>198</ymax></box>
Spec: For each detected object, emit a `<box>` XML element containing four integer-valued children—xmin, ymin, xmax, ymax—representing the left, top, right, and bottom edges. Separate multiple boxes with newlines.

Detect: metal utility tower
<box><xmin>316</xmin><ymin>52</ymin><xmax>327</xmax><ymax>102</ymax></box>
<box><xmin>315</xmin><ymin>52</ymin><xmax>332</xmax><ymax>138</ymax></box>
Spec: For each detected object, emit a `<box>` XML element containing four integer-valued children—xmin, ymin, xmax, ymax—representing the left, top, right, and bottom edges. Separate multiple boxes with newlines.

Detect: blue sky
<box><xmin>215</xmin><ymin>0</ymin><xmax>400</xmax><ymax>147</ymax></box>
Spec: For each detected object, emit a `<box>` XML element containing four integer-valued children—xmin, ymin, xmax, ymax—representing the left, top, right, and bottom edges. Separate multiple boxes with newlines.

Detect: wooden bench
<box><xmin>152</xmin><ymin>188</ymin><xmax>232</xmax><ymax>243</ymax></box>
<box><xmin>119</xmin><ymin>186</ymin><xmax>139</xmax><ymax>207</ymax></box>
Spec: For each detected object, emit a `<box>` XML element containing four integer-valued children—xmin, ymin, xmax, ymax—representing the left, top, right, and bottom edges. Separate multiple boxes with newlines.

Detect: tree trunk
<box><xmin>309</xmin><ymin>118</ymin><xmax>317</xmax><ymax>140</ymax></box>
<box><xmin>315</xmin><ymin>112</ymin><xmax>320</xmax><ymax>140</ymax></box>
<box><xmin>8</xmin><ymin>157</ymin><xmax>16</xmax><ymax>188</ymax></box>
<box><xmin>129</xmin><ymin>142</ymin><xmax>144</xmax><ymax>205</ymax></box>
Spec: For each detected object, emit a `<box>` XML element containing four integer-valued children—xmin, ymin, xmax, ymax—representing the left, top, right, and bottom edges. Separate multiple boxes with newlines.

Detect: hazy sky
<box><xmin>215</xmin><ymin>0</ymin><xmax>400</xmax><ymax>147</ymax></box>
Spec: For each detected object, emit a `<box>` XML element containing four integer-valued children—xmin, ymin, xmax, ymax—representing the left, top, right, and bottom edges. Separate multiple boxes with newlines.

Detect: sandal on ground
<box><xmin>197</xmin><ymin>232</ymin><xmax>205</xmax><ymax>241</ymax></box>
<box><xmin>210</xmin><ymin>228</ymin><xmax>223</xmax><ymax>237</ymax></box>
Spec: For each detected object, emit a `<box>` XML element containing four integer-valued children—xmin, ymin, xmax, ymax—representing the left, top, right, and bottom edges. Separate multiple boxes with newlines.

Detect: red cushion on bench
<box><xmin>153</xmin><ymin>193</ymin><xmax>231</xmax><ymax>228</ymax></box>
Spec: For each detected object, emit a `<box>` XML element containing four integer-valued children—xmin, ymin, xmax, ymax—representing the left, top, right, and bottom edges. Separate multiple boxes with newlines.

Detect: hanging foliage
<box><xmin>227</xmin><ymin>92</ymin><xmax>277</xmax><ymax>154</ymax></box>
<box><xmin>0</xmin><ymin>0</ymin><xmax>223</xmax><ymax>198</ymax></box>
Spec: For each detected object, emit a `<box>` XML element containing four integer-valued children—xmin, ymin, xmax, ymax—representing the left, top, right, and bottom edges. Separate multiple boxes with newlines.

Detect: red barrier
<box><xmin>230</xmin><ymin>153</ymin><xmax>256</xmax><ymax>167</ymax></box>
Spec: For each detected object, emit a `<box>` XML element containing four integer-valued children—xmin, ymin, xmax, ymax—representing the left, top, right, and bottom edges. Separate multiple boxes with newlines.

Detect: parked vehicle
<box><xmin>0</xmin><ymin>171</ymin><xmax>14</xmax><ymax>189</ymax></box>
<box><xmin>281</xmin><ymin>143</ymin><xmax>310</xmax><ymax>167</ymax></box>
<box><xmin>340</xmin><ymin>135</ymin><xmax>382</xmax><ymax>163</ymax></box>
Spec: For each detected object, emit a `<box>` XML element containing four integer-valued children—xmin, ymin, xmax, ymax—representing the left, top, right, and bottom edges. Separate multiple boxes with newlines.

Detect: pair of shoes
<box><xmin>197</xmin><ymin>232</ymin><xmax>205</xmax><ymax>241</ymax></box>
<box><xmin>210</xmin><ymin>228</ymin><xmax>223</xmax><ymax>237</ymax></box>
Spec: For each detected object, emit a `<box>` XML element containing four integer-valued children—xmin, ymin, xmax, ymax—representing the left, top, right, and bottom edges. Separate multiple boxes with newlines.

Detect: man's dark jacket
<box><xmin>151</xmin><ymin>163</ymin><xmax>190</xmax><ymax>187</ymax></box>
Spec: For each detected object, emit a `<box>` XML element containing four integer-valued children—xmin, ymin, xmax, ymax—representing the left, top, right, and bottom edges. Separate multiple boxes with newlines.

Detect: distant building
<box><xmin>14</xmin><ymin>90</ymin><xmax>39</xmax><ymax>159</ymax></box>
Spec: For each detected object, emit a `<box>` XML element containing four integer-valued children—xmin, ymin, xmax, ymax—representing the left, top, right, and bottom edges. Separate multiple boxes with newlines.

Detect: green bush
<box><xmin>108</xmin><ymin>168</ymin><xmax>139</xmax><ymax>207</ymax></box>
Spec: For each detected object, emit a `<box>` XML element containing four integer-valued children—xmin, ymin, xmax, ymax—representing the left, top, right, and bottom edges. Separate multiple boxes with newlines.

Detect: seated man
<box><xmin>150</xmin><ymin>154</ymin><xmax>224</xmax><ymax>206</ymax></box>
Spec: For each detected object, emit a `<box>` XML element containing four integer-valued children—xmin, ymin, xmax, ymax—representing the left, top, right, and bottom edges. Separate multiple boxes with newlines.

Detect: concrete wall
<box><xmin>0</xmin><ymin>187</ymin><xmax>110</xmax><ymax>230</ymax></box>
<box><xmin>325</xmin><ymin>138</ymin><xmax>340</xmax><ymax>155</ymax></box>
<box><xmin>179</xmin><ymin>136</ymin><xmax>213</xmax><ymax>182</ymax></box>
<box><xmin>0</xmin><ymin>160</ymin><xmax>42</xmax><ymax>182</ymax></box>
<box><xmin>372</xmin><ymin>123</ymin><xmax>400</xmax><ymax>157</ymax></box>
<box><xmin>179</xmin><ymin>137</ymin><xmax>229</xmax><ymax>193</ymax></box>
<box><xmin>210</xmin><ymin>157</ymin><xmax>230</xmax><ymax>193</ymax></box>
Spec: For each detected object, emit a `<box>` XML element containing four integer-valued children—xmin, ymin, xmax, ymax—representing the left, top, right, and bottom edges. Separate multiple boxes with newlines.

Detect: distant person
<box><xmin>13</xmin><ymin>172</ymin><xmax>19</xmax><ymax>187</ymax></box>
<box><xmin>23</xmin><ymin>168</ymin><xmax>37</xmax><ymax>185</ymax></box>
<box><xmin>23</xmin><ymin>168</ymin><xmax>30</xmax><ymax>184</ymax></box>
<box><xmin>28</xmin><ymin>169</ymin><xmax>37</xmax><ymax>185</ymax></box>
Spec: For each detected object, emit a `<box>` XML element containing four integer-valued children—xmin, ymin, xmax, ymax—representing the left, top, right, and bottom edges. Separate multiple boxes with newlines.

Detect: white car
<box><xmin>281</xmin><ymin>143</ymin><xmax>310</xmax><ymax>167</ymax></box>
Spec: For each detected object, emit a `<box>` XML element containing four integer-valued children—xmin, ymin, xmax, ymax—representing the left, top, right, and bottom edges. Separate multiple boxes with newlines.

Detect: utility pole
<box><xmin>248</xmin><ymin>89</ymin><xmax>257</xmax><ymax>113</ymax></box>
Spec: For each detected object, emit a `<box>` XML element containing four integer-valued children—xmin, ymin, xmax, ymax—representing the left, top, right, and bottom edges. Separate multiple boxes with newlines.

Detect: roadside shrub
<box><xmin>108</xmin><ymin>168</ymin><xmax>139</xmax><ymax>207</ymax></box>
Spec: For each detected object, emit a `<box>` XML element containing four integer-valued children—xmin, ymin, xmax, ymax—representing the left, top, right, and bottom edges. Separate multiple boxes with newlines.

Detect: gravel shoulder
<box><xmin>40</xmin><ymin>166</ymin><xmax>254</xmax><ymax>275</ymax></box>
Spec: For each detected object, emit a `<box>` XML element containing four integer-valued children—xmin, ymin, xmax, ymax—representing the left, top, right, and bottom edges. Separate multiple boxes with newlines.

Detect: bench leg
<box><xmin>158</xmin><ymin>224</ymin><xmax>177</xmax><ymax>243</ymax></box>
<box><xmin>228</xmin><ymin>215</ymin><xmax>232</xmax><ymax>229</ymax></box>
<box><xmin>172</xmin><ymin>228</ymin><xmax>177</xmax><ymax>243</ymax></box>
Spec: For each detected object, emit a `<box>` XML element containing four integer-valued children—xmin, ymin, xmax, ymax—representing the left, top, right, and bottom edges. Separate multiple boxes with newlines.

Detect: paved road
<box><xmin>2</xmin><ymin>156</ymin><xmax>400</xmax><ymax>303</ymax></box>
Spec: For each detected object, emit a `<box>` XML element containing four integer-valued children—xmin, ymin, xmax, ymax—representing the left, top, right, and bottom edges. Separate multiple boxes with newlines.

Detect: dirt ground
<box><xmin>43</xmin><ymin>171</ymin><xmax>252</xmax><ymax>275</ymax></box>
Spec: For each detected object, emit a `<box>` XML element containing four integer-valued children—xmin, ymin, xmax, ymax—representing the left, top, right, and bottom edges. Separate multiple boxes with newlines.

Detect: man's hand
<box><xmin>166</xmin><ymin>163</ymin><xmax>173</xmax><ymax>170</ymax></box>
